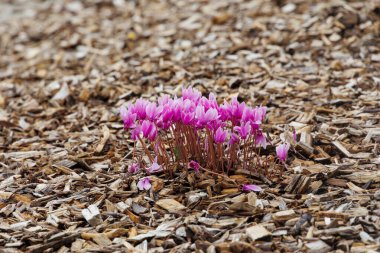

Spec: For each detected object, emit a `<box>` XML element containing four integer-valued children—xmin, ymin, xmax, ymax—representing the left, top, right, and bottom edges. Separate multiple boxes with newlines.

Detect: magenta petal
<box><xmin>242</xmin><ymin>184</ymin><xmax>262</xmax><ymax>192</ymax></box>
<box><xmin>276</xmin><ymin>143</ymin><xmax>290</xmax><ymax>162</ymax></box>
<box><xmin>137</xmin><ymin>177</ymin><xmax>151</xmax><ymax>191</ymax></box>
<box><xmin>188</xmin><ymin>160</ymin><xmax>200</xmax><ymax>172</ymax></box>
<box><xmin>128</xmin><ymin>163</ymin><xmax>140</xmax><ymax>174</ymax></box>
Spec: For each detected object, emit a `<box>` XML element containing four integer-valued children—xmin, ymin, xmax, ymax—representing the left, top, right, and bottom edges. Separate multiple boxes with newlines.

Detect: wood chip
<box><xmin>156</xmin><ymin>199</ymin><xmax>186</xmax><ymax>213</ymax></box>
<box><xmin>82</xmin><ymin>205</ymin><xmax>103</xmax><ymax>227</ymax></box>
<box><xmin>246</xmin><ymin>225</ymin><xmax>271</xmax><ymax>241</ymax></box>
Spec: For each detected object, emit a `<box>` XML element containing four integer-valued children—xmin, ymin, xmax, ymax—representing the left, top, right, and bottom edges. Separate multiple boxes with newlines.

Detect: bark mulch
<box><xmin>0</xmin><ymin>0</ymin><xmax>379</xmax><ymax>252</ymax></box>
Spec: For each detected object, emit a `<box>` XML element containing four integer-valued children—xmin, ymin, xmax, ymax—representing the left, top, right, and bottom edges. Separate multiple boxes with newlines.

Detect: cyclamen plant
<box><xmin>121</xmin><ymin>87</ymin><xmax>289</xmax><ymax>189</ymax></box>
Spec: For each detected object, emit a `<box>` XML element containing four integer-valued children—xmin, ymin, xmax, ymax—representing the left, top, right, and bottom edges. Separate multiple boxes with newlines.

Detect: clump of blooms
<box><xmin>121</xmin><ymin>87</ymin><xmax>290</xmax><ymax>185</ymax></box>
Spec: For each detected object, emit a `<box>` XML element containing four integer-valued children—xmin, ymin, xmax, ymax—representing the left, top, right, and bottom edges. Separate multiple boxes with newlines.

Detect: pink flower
<box><xmin>195</xmin><ymin>106</ymin><xmax>218</xmax><ymax>127</ymax></box>
<box><xmin>219</xmin><ymin>102</ymin><xmax>232</xmax><ymax>121</ymax></box>
<box><xmin>128</xmin><ymin>163</ymin><xmax>140</xmax><ymax>174</ymax></box>
<box><xmin>255</xmin><ymin>131</ymin><xmax>267</xmax><ymax>149</ymax></box>
<box><xmin>182</xmin><ymin>99</ymin><xmax>196</xmax><ymax>112</ymax></box>
<box><xmin>276</xmin><ymin>143</ymin><xmax>290</xmax><ymax>162</ymax></box>
<box><xmin>228</xmin><ymin>133</ymin><xmax>239</xmax><ymax>146</ymax></box>
<box><xmin>181</xmin><ymin>111</ymin><xmax>195</xmax><ymax>125</ymax></box>
<box><xmin>137</xmin><ymin>177</ymin><xmax>151</xmax><ymax>191</ymax></box>
<box><xmin>242</xmin><ymin>184</ymin><xmax>262</xmax><ymax>192</ymax></box>
<box><xmin>182</xmin><ymin>87</ymin><xmax>201</xmax><ymax>102</ymax></box>
<box><xmin>161</xmin><ymin>105</ymin><xmax>173</xmax><ymax>122</ymax></box>
<box><xmin>131</xmin><ymin>98</ymin><xmax>148</xmax><ymax>120</ymax></box>
<box><xmin>145</xmin><ymin>102</ymin><xmax>162</xmax><ymax>121</ymax></box>
<box><xmin>171</xmin><ymin>101</ymin><xmax>182</xmax><ymax>122</ymax></box>
<box><xmin>188</xmin><ymin>160</ymin><xmax>200</xmax><ymax>172</ymax></box>
<box><xmin>234</xmin><ymin>121</ymin><xmax>251</xmax><ymax>140</ymax></box>
<box><xmin>230</xmin><ymin>98</ymin><xmax>246</xmax><ymax>123</ymax></box>
<box><xmin>158</xmin><ymin>94</ymin><xmax>170</xmax><ymax>106</ymax></box>
<box><xmin>242</xmin><ymin>107</ymin><xmax>253</xmax><ymax>122</ymax></box>
<box><xmin>250</xmin><ymin>121</ymin><xmax>260</xmax><ymax>132</ymax></box>
<box><xmin>214</xmin><ymin>127</ymin><xmax>227</xmax><ymax>143</ymax></box>
<box><xmin>131</xmin><ymin>125</ymin><xmax>141</xmax><ymax>141</ymax></box>
<box><xmin>208</xmin><ymin>93</ymin><xmax>218</xmax><ymax>109</ymax></box>
<box><xmin>120</xmin><ymin>106</ymin><xmax>137</xmax><ymax>129</ymax></box>
<box><xmin>141</xmin><ymin>120</ymin><xmax>157</xmax><ymax>141</ymax></box>
<box><xmin>146</xmin><ymin>157</ymin><xmax>162</xmax><ymax>173</ymax></box>
<box><xmin>147</xmin><ymin>126</ymin><xmax>157</xmax><ymax>141</ymax></box>
<box><xmin>242</xmin><ymin>106</ymin><xmax>265</xmax><ymax>129</ymax></box>
<box><xmin>254</xmin><ymin>106</ymin><xmax>266</xmax><ymax>122</ymax></box>
<box><xmin>204</xmin><ymin>107</ymin><xmax>218</xmax><ymax>122</ymax></box>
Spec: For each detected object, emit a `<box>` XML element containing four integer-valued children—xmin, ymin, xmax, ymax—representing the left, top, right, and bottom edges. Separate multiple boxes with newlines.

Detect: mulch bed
<box><xmin>0</xmin><ymin>0</ymin><xmax>379</xmax><ymax>252</ymax></box>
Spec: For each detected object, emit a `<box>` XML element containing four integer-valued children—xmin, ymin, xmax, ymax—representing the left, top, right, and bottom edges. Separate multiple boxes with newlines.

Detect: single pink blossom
<box><xmin>210</xmin><ymin>119</ymin><xmax>225</xmax><ymax>131</ymax></box>
<box><xmin>146</xmin><ymin>157</ymin><xmax>162</xmax><ymax>173</ymax></box>
<box><xmin>254</xmin><ymin>106</ymin><xmax>267</xmax><ymax>122</ymax></box>
<box><xmin>147</xmin><ymin>125</ymin><xmax>157</xmax><ymax>141</ymax></box>
<box><xmin>131</xmin><ymin>98</ymin><xmax>148</xmax><ymax>120</ymax></box>
<box><xmin>161</xmin><ymin>104</ymin><xmax>174</xmax><ymax>123</ymax></box>
<box><xmin>250</xmin><ymin>121</ymin><xmax>261</xmax><ymax>132</ymax></box>
<box><xmin>131</xmin><ymin>125</ymin><xmax>141</xmax><ymax>141</ymax></box>
<box><xmin>230</xmin><ymin>98</ymin><xmax>246</xmax><ymax>123</ymax></box>
<box><xmin>203</xmin><ymin>107</ymin><xmax>218</xmax><ymax>122</ymax></box>
<box><xmin>208</xmin><ymin>93</ymin><xmax>218</xmax><ymax>109</ymax></box>
<box><xmin>219</xmin><ymin>101</ymin><xmax>232</xmax><ymax>121</ymax></box>
<box><xmin>120</xmin><ymin>106</ymin><xmax>137</xmax><ymax>129</ymax></box>
<box><xmin>158</xmin><ymin>94</ymin><xmax>170</xmax><ymax>106</ymax></box>
<box><xmin>234</xmin><ymin>121</ymin><xmax>251</xmax><ymax>140</ymax></box>
<box><xmin>188</xmin><ymin>160</ymin><xmax>200</xmax><ymax>172</ymax></box>
<box><xmin>182</xmin><ymin>87</ymin><xmax>201</xmax><ymax>102</ymax></box>
<box><xmin>171</xmin><ymin>101</ymin><xmax>182</xmax><ymax>122</ymax></box>
<box><xmin>128</xmin><ymin>163</ymin><xmax>140</xmax><ymax>174</ymax></box>
<box><xmin>137</xmin><ymin>177</ymin><xmax>151</xmax><ymax>191</ymax></box>
<box><xmin>242</xmin><ymin>184</ymin><xmax>262</xmax><ymax>192</ymax></box>
<box><xmin>145</xmin><ymin>102</ymin><xmax>162</xmax><ymax>121</ymax></box>
<box><xmin>255</xmin><ymin>131</ymin><xmax>267</xmax><ymax>149</ymax></box>
<box><xmin>182</xmin><ymin>111</ymin><xmax>195</xmax><ymax>125</ymax></box>
<box><xmin>195</xmin><ymin>106</ymin><xmax>218</xmax><ymax>127</ymax></box>
<box><xmin>276</xmin><ymin>143</ymin><xmax>290</xmax><ymax>162</ymax></box>
<box><xmin>214</xmin><ymin>127</ymin><xmax>227</xmax><ymax>143</ymax></box>
<box><xmin>141</xmin><ymin>120</ymin><xmax>157</xmax><ymax>140</ymax></box>
<box><xmin>182</xmin><ymin>99</ymin><xmax>196</xmax><ymax>112</ymax></box>
<box><xmin>228</xmin><ymin>133</ymin><xmax>239</xmax><ymax>146</ymax></box>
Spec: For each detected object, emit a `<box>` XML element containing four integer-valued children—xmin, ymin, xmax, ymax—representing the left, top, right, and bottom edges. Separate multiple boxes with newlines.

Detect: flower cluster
<box><xmin>121</xmin><ymin>87</ymin><xmax>290</xmax><ymax>190</ymax></box>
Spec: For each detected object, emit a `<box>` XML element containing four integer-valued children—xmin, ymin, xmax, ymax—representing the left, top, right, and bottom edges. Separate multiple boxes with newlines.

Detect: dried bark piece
<box><xmin>332</xmin><ymin>141</ymin><xmax>352</xmax><ymax>158</ymax></box>
<box><xmin>341</xmin><ymin>171</ymin><xmax>380</xmax><ymax>183</ymax></box>
<box><xmin>26</xmin><ymin>233</ymin><xmax>80</xmax><ymax>253</ymax></box>
<box><xmin>305</xmin><ymin>240</ymin><xmax>331</xmax><ymax>253</ymax></box>
<box><xmin>285</xmin><ymin>175</ymin><xmax>311</xmax><ymax>194</ymax></box>
<box><xmin>313</xmin><ymin>225</ymin><xmax>361</xmax><ymax>236</ymax></box>
<box><xmin>95</xmin><ymin>125</ymin><xmax>110</xmax><ymax>154</ymax></box>
<box><xmin>346</xmin><ymin>182</ymin><xmax>366</xmax><ymax>193</ymax></box>
<box><xmin>81</xmin><ymin>233</ymin><xmax>112</xmax><ymax>247</ymax></box>
<box><xmin>272</xmin><ymin>210</ymin><xmax>297</xmax><ymax>221</ymax></box>
<box><xmin>82</xmin><ymin>205</ymin><xmax>103</xmax><ymax>227</ymax></box>
<box><xmin>156</xmin><ymin>199</ymin><xmax>186</xmax><ymax>213</ymax></box>
<box><xmin>246</xmin><ymin>225</ymin><xmax>271</xmax><ymax>241</ymax></box>
<box><xmin>215</xmin><ymin>241</ymin><xmax>257</xmax><ymax>253</ymax></box>
<box><xmin>2</xmin><ymin>151</ymin><xmax>46</xmax><ymax>160</ymax></box>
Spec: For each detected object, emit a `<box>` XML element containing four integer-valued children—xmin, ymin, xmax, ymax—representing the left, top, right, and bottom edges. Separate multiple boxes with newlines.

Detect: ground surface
<box><xmin>0</xmin><ymin>0</ymin><xmax>380</xmax><ymax>252</ymax></box>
